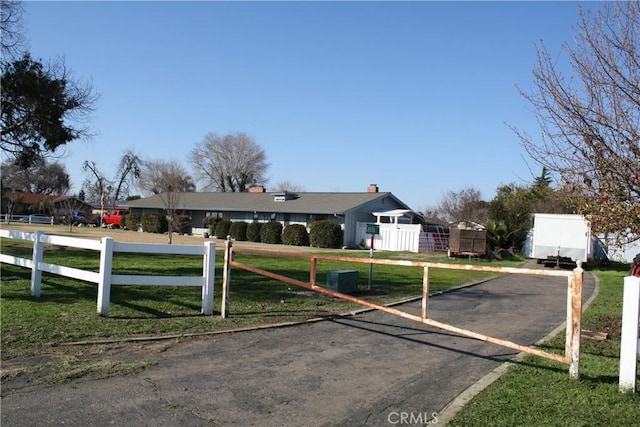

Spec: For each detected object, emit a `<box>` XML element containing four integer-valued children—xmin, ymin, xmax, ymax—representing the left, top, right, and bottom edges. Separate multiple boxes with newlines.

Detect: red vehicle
<box><xmin>102</xmin><ymin>209</ymin><xmax>128</xmax><ymax>228</ymax></box>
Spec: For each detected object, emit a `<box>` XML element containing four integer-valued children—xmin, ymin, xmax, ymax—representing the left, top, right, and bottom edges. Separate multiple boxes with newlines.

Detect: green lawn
<box><xmin>3</xmin><ymin>236</ymin><xmax>637</xmax><ymax>424</ymax></box>
<box><xmin>448</xmin><ymin>264</ymin><xmax>640</xmax><ymax>426</ymax></box>
<box><xmin>0</xmin><ymin>237</ymin><xmax>507</xmax><ymax>360</ymax></box>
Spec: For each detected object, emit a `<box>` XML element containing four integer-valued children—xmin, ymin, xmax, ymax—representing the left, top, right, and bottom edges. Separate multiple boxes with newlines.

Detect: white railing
<box><xmin>0</xmin><ymin>229</ymin><xmax>215</xmax><ymax>317</ymax></box>
<box><xmin>1</xmin><ymin>214</ymin><xmax>54</xmax><ymax>224</ymax></box>
<box><xmin>619</xmin><ymin>275</ymin><xmax>640</xmax><ymax>393</ymax></box>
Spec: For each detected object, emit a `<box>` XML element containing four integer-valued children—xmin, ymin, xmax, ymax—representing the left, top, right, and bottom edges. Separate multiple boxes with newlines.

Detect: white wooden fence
<box><xmin>356</xmin><ymin>223</ymin><xmax>420</xmax><ymax>253</ymax></box>
<box><xmin>0</xmin><ymin>229</ymin><xmax>215</xmax><ymax>317</ymax></box>
<box><xmin>619</xmin><ymin>275</ymin><xmax>640</xmax><ymax>393</ymax></box>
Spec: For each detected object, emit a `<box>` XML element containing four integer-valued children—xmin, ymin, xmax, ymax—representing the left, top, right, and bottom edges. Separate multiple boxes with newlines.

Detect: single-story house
<box><xmin>125</xmin><ymin>184</ymin><xmax>423</xmax><ymax>248</ymax></box>
<box><xmin>1</xmin><ymin>191</ymin><xmax>94</xmax><ymax>219</ymax></box>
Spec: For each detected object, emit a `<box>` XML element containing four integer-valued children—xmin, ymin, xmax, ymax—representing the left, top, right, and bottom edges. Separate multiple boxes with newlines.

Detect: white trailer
<box><xmin>530</xmin><ymin>213</ymin><xmax>593</xmax><ymax>267</ymax></box>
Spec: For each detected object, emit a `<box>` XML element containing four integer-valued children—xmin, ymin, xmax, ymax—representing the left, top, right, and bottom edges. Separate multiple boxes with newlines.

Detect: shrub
<box><xmin>124</xmin><ymin>213</ymin><xmax>142</xmax><ymax>231</ymax></box>
<box><xmin>229</xmin><ymin>221</ymin><xmax>248</xmax><ymax>241</ymax></box>
<box><xmin>141</xmin><ymin>213</ymin><xmax>168</xmax><ymax>234</ymax></box>
<box><xmin>214</xmin><ymin>219</ymin><xmax>232</xmax><ymax>239</ymax></box>
<box><xmin>204</xmin><ymin>216</ymin><xmax>222</xmax><ymax>235</ymax></box>
<box><xmin>282</xmin><ymin>224</ymin><xmax>310</xmax><ymax>246</ymax></box>
<box><xmin>174</xmin><ymin>215</ymin><xmax>192</xmax><ymax>235</ymax></box>
<box><xmin>310</xmin><ymin>220</ymin><xmax>343</xmax><ymax>248</ymax></box>
<box><xmin>260</xmin><ymin>221</ymin><xmax>283</xmax><ymax>244</ymax></box>
<box><xmin>246</xmin><ymin>222</ymin><xmax>262</xmax><ymax>242</ymax></box>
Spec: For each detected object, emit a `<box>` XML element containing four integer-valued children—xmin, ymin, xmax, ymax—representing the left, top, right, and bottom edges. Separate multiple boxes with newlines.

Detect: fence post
<box><xmin>201</xmin><ymin>241</ymin><xmax>216</xmax><ymax>315</ymax></box>
<box><xmin>310</xmin><ymin>256</ymin><xmax>317</xmax><ymax>287</ymax></box>
<box><xmin>619</xmin><ymin>276</ymin><xmax>640</xmax><ymax>393</ymax></box>
<box><xmin>97</xmin><ymin>237</ymin><xmax>114</xmax><ymax>317</ymax></box>
<box><xmin>566</xmin><ymin>261</ymin><xmax>584</xmax><ymax>379</ymax></box>
<box><xmin>221</xmin><ymin>237</ymin><xmax>232</xmax><ymax>319</ymax></box>
<box><xmin>421</xmin><ymin>266</ymin><xmax>430</xmax><ymax>321</ymax></box>
<box><xmin>30</xmin><ymin>230</ymin><xmax>44</xmax><ymax>297</ymax></box>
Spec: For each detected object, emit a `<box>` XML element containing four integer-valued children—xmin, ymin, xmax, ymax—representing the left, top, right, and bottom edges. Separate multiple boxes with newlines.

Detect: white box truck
<box><xmin>530</xmin><ymin>213</ymin><xmax>593</xmax><ymax>267</ymax></box>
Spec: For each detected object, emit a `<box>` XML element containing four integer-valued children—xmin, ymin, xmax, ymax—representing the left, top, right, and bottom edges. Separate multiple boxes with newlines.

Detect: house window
<box><xmin>270</xmin><ymin>213</ymin><xmax>277</xmax><ymax>220</ymax></box>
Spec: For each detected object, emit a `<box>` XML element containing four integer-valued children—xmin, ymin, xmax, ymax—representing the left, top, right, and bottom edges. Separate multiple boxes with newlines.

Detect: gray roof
<box><xmin>125</xmin><ymin>191</ymin><xmax>409</xmax><ymax>215</ymax></box>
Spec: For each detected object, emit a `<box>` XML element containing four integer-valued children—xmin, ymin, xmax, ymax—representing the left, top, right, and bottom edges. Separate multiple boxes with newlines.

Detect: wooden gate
<box><xmin>220</xmin><ymin>240</ymin><xmax>585</xmax><ymax>378</ymax></box>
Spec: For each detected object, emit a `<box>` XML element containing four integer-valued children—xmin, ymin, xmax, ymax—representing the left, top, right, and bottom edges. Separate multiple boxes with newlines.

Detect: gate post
<box><xmin>221</xmin><ymin>237</ymin><xmax>232</xmax><ymax>319</ymax></box>
<box><xmin>421</xmin><ymin>266</ymin><xmax>430</xmax><ymax>321</ymax></box>
<box><xmin>30</xmin><ymin>230</ymin><xmax>44</xmax><ymax>297</ymax></box>
<box><xmin>619</xmin><ymin>276</ymin><xmax>640</xmax><ymax>393</ymax></box>
<box><xmin>566</xmin><ymin>261</ymin><xmax>584</xmax><ymax>379</ymax></box>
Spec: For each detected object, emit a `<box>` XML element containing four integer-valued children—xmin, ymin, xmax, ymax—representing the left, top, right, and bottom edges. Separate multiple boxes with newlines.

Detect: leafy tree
<box><xmin>1</xmin><ymin>158</ymin><xmax>70</xmax><ymax>194</ymax></box>
<box><xmin>1</xmin><ymin>53</ymin><xmax>96</xmax><ymax>167</ymax></box>
<box><xmin>529</xmin><ymin>168</ymin><xmax>572</xmax><ymax>214</ymax></box>
<box><xmin>137</xmin><ymin>159</ymin><xmax>195</xmax><ymax>244</ymax></box>
<box><xmin>30</xmin><ymin>195</ymin><xmax>54</xmax><ymax>215</ymax></box>
<box><xmin>513</xmin><ymin>2</ymin><xmax>640</xmax><ymax>245</ymax></box>
<box><xmin>487</xmin><ymin>184</ymin><xmax>535</xmax><ymax>249</ymax></box>
<box><xmin>189</xmin><ymin>131</ymin><xmax>268</xmax><ymax>192</ymax></box>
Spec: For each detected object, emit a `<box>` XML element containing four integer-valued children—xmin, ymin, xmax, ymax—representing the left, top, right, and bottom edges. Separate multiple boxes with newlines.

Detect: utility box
<box><xmin>325</xmin><ymin>270</ymin><xmax>359</xmax><ymax>293</ymax></box>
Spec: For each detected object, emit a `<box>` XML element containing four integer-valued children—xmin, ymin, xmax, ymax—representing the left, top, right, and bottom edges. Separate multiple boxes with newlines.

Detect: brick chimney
<box><xmin>249</xmin><ymin>185</ymin><xmax>266</xmax><ymax>193</ymax></box>
<box><xmin>367</xmin><ymin>184</ymin><xmax>379</xmax><ymax>193</ymax></box>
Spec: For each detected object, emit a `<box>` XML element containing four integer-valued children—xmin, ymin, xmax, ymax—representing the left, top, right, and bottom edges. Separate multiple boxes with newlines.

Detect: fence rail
<box><xmin>221</xmin><ymin>240</ymin><xmax>585</xmax><ymax>378</ymax></box>
<box><xmin>0</xmin><ymin>229</ymin><xmax>216</xmax><ymax>316</ymax></box>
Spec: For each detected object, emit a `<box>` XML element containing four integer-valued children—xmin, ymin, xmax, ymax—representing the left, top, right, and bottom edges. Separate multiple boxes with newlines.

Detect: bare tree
<box><xmin>1</xmin><ymin>189</ymin><xmax>23</xmax><ymax>223</ymax></box>
<box><xmin>189</xmin><ymin>131</ymin><xmax>268</xmax><ymax>192</ymax></box>
<box><xmin>513</xmin><ymin>2</ymin><xmax>640</xmax><ymax>245</ymax></box>
<box><xmin>82</xmin><ymin>160</ymin><xmax>110</xmax><ymax>205</ymax></box>
<box><xmin>112</xmin><ymin>150</ymin><xmax>141</xmax><ymax>202</ymax></box>
<box><xmin>82</xmin><ymin>149</ymin><xmax>141</xmax><ymax>205</ymax></box>
<box><xmin>273</xmin><ymin>180</ymin><xmax>306</xmax><ymax>193</ymax></box>
<box><xmin>0</xmin><ymin>0</ymin><xmax>25</xmax><ymax>62</ymax></box>
<box><xmin>138</xmin><ymin>159</ymin><xmax>195</xmax><ymax>244</ymax></box>
<box><xmin>435</xmin><ymin>187</ymin><xmax>488</xmax><ymax>225</ymax></box>
<box><xmin>58</xmin><ymin>197</ymin><xmax>87</xmax><ymax>232</ymax></box>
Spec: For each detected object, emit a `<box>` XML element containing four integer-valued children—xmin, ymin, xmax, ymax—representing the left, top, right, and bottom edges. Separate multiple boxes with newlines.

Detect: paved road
<box><xmin>1</xmin><ymin>268</ymin><xmax>596</xmax><ymax>426</ymax></box>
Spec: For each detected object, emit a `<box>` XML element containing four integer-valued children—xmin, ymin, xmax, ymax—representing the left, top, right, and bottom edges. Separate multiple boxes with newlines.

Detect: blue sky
<box><xmin>21</xmin><ymin>1</ymin><xmax>587</xmax><ymax>211</ymax></box>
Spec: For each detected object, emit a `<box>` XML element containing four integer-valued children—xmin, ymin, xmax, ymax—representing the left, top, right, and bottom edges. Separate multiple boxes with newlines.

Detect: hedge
<box><xmin>141</xmin><ymin>213</ymin><xmax>168</xmax><ymax>234</ymax></box>
<box><xmin>214</xmin><ymin>220</ymin><xmax>232</xmax><ymax>239</ymax></box>
<box><xmin>282</xmin><ymin>224</ymin><xmax>310</xmax><ymax>246</ymax></box>
<box><xmin>309</xmin><ymin>220</ymin><xmax>343</xmax><ymax>248</ymax></box>
<box><xmin>124</xmin><ymin>213</ymin><xmax>142</xmax><ymax>231</ymax></box>
<box><xmin>246</xmin><ymin>222</ymin><xmax>262</xmax><ymax>242</ymax></box>
<box><xmin>260</xmin><ymin>221</ymin><xmax>283</xmax><ymax>244</ymax></box>
<box><xmin>229</xmin><ymin>221</ymin><xmax>248</xmax><ymax>241</ymax></box>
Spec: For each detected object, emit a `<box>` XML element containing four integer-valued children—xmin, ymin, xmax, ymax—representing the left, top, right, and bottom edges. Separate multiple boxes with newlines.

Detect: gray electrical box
<box><xmin>325</xmin><ymin>270</ymin><xmax>359</xmax><ymax>293</ymax></box>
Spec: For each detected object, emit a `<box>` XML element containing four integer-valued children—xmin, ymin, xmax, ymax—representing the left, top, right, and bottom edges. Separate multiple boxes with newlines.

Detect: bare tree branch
<box><xmin>512</xmin><ymin>2</ymin><xmax>640</xmax><ymax>245</ymax></box>
<box><xmin>189</xmin><ymin>131</ymin><xmax>269</xmax><ymax>192</ymax></box>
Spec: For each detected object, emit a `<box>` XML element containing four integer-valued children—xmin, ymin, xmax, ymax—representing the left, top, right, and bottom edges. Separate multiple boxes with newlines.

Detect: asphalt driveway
<box><xmin>1</xmin><ymin>267</ymin><xmax>596</xmax><ymax>426</ymax></box>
